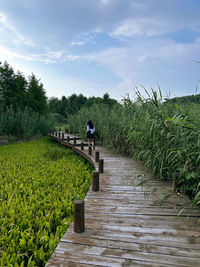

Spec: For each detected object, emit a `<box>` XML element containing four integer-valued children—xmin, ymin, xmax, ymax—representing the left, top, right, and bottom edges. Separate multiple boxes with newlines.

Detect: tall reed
<box><xmin>67</xmin><ymin>90</ymin><xmax>200</xmax><ymax>204</ymax></box>
<box><xmin>0</xmin><ymin>107</ymin><xmax>55</xmax><ymax>139</ymax></box>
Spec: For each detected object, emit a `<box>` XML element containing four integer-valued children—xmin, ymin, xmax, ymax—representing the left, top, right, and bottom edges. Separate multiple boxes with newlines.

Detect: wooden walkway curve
<box><xmin>46</xmin><ymin>131</ymin><xmax>200</xmax><ymax>267</ymax></box>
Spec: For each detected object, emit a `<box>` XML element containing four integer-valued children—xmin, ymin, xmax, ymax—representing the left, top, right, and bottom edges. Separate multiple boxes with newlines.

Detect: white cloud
<box><xmin>0</xmin><ymin>11</ymin><xmax>35</xmax><ymax>47</ymax></box>
<box><xmin>66</xmin><ymin>54</ymin><xmax>81</xmax><ymax>61</ymax></box>
<box><xmin>70</xmin><ymin>41</ymin><xmax>85</xmax><ymax>46</ymax></box>
<box><xmin>0</xmin><ymin>12</ymin><xmax>15</xmax><ymax>32</ymax></box>
<box><xmin>0</xmin><ymin>12</ymin><xmax>6</xmax><ymax>23</ymax></box>
<box><xmin>0</xmin><ymin>45</ymin><xmax>35</xmax><ymax>61</ymax></box>
<box><xmin>110</xmin><ymin>18</ymin><xmax>178</xmax><ymax>38</ymax></box>
<box><xmin>81</xmin><ymin>36</ymin><xmax>200</xmax><ymax>99</ymax></box>
<box><xmin>45</xmin><ymin>50</ymin><xmax>65</xmax><ymax>59</ymax></box>
<box><xmin>14</xmin><ymin>38</ymin><xmax>35</xmax><ymax>47</ymax></box>
<box><xmin>0</xmin><ymin>45</ymin><xmax>62</xmax><ymax>65</ymax></box>
<box><xmin>43</xmin><ymin>58</ymin><xmax>56</xmax><ymax>64</ymax></box>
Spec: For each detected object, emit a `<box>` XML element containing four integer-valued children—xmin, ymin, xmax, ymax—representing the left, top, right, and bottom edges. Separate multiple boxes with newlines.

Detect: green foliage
<box><xmin>0</xmin><ymin>62</ymin><xmax>52</xmax><ymax>138</ymax></box>
<box><xmin>165</xmin><ymin>93</ymin><xmax>200</xmax><ymax>105</ymax></box>
<box><xmin>0</xmin><ymin>137</ymin><xmax>93</xmax><ymax>266</ymax></box>
<box><xmin>0</xmin><ymin>107</ymin><xmax>55</xmax><ymax>139</ymax></box>
<box><xmin>26</xmin><ymin>74</ymin><xmax>48</xmax><ymax>114</ymax></box>
<box><xmin>67</xmin><ymin>89</ymin><xmax>200</xmax><ymax>204</ymax></box>
<box><xmin>0</xmin><ymin>61</ymin><xmax>48</xmax><ymax>114</ymax></box>
<box><xmin>48</xmin><ymin>93</ymin><xmax>119</xmax><ymax>121</ymax></box>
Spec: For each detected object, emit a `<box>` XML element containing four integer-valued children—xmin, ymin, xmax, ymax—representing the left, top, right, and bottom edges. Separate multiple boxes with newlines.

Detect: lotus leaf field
<box><xmin>0</xmin><ymin>137</ymin><xmax>93</xmax><ymax>266</ymax></box>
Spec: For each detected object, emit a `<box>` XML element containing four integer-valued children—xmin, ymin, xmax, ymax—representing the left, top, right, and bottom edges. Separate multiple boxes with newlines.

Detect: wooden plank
<box><xmin>84</xmin><ymin>195</ymin><xmax>193</xmax><ymax>208</ymax></box>
<box><xmin>83</xmin><ymin>204</ymin><xmax>200</xmax><ymax>217</ymax></box>
<box><xmin>46</xmin><ymin>134</ymin><xmax>200</xmax><ymax>267</ymax></box>
<box><xmin>46</xmin><ymin>249</ymin><xmax>175</xmax><ymax>267</ymax></box>
<box><xmin>61</xmin><ymin>235</ymin><xmax>200</xmax><ymax>258</ymax></box>
<box><xmin>63</xmin><ymin>227</ymin><xmax>200</xmax><ymax>249</ymax></box>
<box><xmin>55</xmin><ymin>242</ymin><xmax>200</xmax><ymax>266</ymax></box>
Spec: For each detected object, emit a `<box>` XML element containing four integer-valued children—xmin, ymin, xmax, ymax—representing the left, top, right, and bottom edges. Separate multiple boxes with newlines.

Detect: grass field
<box><xmin>0</xmin><ymin>137</ymin><xmax>93</xmax><ymax>266</ymax></box>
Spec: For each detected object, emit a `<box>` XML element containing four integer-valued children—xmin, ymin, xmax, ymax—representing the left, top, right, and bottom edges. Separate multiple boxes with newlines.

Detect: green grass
<box><xmin>0</xmin><ymin>137</ymin><xmax>93</xmax><ymax>266</ymax></box>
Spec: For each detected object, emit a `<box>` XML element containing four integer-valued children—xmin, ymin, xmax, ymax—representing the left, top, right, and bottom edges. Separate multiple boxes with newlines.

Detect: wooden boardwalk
<box><xmin>46</xmin><ymin>132</ymin><xmax>200</xmax><ymax>267</ymax></box>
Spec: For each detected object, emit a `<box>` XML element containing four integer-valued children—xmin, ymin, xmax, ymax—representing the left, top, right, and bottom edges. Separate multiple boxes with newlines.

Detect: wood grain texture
<box><xmin>46</xmin><ymin>133</ymin><xmax>200</xmax><ymax>267</ymax></box>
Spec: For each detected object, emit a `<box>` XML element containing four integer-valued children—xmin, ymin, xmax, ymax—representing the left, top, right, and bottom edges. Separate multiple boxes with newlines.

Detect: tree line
<box><xmin>0</xmin><ymin>61</ymin><xmax>48</xmax><ymax>114</ymax></box>
<box><xmin>165</xmin><ymin>94</ymin><xmax>200</xmax><ymax>104</ymax></box>
<box><xmin>48</xmin><ymin>92</ymin><xmax>119</xmax><ymax>122</ymax></box>
<box><xmin>0</xmin><ymin>61</ymin><xmax>119</xmax><ymax>138</ymax></box>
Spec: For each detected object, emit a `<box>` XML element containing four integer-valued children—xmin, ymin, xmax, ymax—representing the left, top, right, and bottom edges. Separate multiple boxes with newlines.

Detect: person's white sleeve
<box><xmin>87</xmin><ymin>125</ymin><xmax>90</xmax><ymax>131</ymax></box>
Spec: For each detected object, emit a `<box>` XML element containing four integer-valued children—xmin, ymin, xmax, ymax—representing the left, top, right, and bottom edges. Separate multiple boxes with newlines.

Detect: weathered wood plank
<box><xmin>84</xmin><ymin>213</ymin><xmax>200</xmax><ymax>230</ymax></box>
<box><xmin>46</xmin><ymin>249</ymin><xmax>176</xmax><ymax>267</ymax></box>
<box><xmin>61</xmin><ymin>235</ymin><xmax>200</xmax><ymax>258</ymax></box>
<box><xmin>55</xmin><ymin>242</ymin><xmax>200</xmax><ymax>266</ymax></box>
<box><xmin>63</xmin><ymin>228</ymin><xmax>200</xmax><ymax>249</ymax></box>
<box><xmin>46</xmin><ymin>134</ymin><xmax>200</xmax><ymax>267</ymax></box>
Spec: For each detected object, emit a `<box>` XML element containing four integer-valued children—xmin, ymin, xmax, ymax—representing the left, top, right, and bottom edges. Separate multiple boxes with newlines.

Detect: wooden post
<box><xmin>73</xmin><ymin>200</ymin><xmax>85</xmax><ymax>233</ymax></box>
<box><xmin>74</xmin><ymin>137</ymin><xmax>76</xmax><ymax>145</ymax></box>
<box><xmin>67</xmin><ymin>136</ymin><xmax>70</xmax><ymax>142</ymax></box>
<box><xmin>58</xmin><ymin>132</ymin><xmax>61</xmax><ymax>138</ymax></box>
<box><xmin>99</xmin><ymin>159</ymin><xmax>104</xmax><ymax>173</ymax></box>
<box><xmin>55</xmin><ymin>132</ymin><xmax>57</xmax><ymax>137</ymax></box>
<box><xmin>88</xmin><ymin>146</ymin><xmax>92</xmax><ymax>155</ymax></box>
<box><xmin>95</xmin><ymin>151</ymin><xmax>99</xmax><ymax>162</ymax></box>
<box><xmin>172</xmin><ymin>175</ymin><xmax>177</xmax><ymax>193</ymax></box>
<box><xmin>62</xmin><ymin>132</ymin><xmax>64</xmax><ymax>139</ymax></box>
<box><xmin>92</xmin><ymin>171</ymin><xmax>99</xmax><ymax>191</ymax></box>
<box><xmin>65</xmin><ymin>128</ymin><xmax>68</xmax><ymax>133</ymax></box>
<box><xmin>81</xmin><ymin>142</ymin><xmax>84</xmax><ymax>150</ymax></box>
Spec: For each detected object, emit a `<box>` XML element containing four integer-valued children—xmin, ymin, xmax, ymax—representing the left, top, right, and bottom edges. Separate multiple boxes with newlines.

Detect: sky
<box><xmin>0</xmin><ymin>0</ymin><xmax>200</xmax><ymax>102</ymax></box>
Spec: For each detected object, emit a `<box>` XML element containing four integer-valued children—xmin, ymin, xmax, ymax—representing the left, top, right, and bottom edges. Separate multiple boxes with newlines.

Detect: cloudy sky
<box><xmin>0</xmin><ymin>0</ymin><xmax>200</xmax><ymax>101</ymax></box>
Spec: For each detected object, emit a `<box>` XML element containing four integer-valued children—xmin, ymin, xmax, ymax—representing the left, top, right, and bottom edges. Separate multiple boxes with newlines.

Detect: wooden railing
<box><xmin>49</xmin><ymin>129</ymin><xmax>104</xmax><ymax>233</ymax></box>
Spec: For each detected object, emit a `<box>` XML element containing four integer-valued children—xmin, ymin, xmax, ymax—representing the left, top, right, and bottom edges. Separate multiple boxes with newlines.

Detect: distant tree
<box><xmin>48</xmin><ymin>92</ymin><xmax>119</xmax><ymax>119</ymax></box>
<box><xmin>0</xmin><ymin>61</ymin><xmax>48</xmax><ymax>113</ymax></box>
<box><xmin>165</xmin><ymin>94</ymin><xmax>200</xmax><ymax>105</ymax></box>
<box><xmin>48</xmin><ymin>97</ymin><xmax>61</xmax><ymax>113</ymax></box>
<box><xmin>60</xmin><ymin>96</ymin><xmax>68</xmax><ymax>116</ymax></box>
<box><xmin>65</xmin><ymin>94</ymin><xmax>87</xmax><ymax>115</ymax></box>
<box><xmin>0</xmin><ymin>61</ymin><xmax>17</xmax><ymax>109</ymax></box>
<box><xmin>14</xmin><ymin>71</ymin><xmax>27</xmax><ymax>109</ymax></box>
<box><xmin>26</xmin><ymin>74</ymin><xmax>48</xmax><ymax>114</ymax></box>
<box><xmin>102</xmin><ymin>92</ymin><xmax>118</xmax><ymax>107</ymax></box>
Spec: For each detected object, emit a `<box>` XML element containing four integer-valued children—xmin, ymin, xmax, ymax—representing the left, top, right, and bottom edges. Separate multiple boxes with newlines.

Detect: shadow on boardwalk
<box><xmin>46</xmin><ymin>132</ymin><xmax>200</xmax><ymax>267</ymax></box>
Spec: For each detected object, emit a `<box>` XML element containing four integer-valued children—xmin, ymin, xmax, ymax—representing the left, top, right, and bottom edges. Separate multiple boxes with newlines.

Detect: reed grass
<box><xmin>0</xmin><ymin>107</ymin><xmax>55</xmax><ymax>139</ymax></box>
<box><xmin>67</xmin><ymin>89</ymin><xmax>200</xmax><ymax>204</ymax></box>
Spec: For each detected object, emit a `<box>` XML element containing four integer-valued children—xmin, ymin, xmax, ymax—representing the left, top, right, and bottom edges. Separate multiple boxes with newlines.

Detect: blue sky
<box><xmin>0</xmin><ymin>0</ymin><xmax>200</xmax><ymax>101</ymax></box>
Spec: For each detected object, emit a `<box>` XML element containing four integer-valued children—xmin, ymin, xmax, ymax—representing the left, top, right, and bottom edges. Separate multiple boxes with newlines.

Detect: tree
<box><xmin>26</xmin><ymin>74</ymin><xmax>48</xmax><ymax>114</ymax></box>
<box><xmin>0</xmin><ymin>61</ymin><xmax>17</xmax><ymax>109</ymax></box>
<box><xmin>48</xmin><ymin>97</ymin><xmax>61</xmax><ymax>113</ymax></box>
<box><xmin>13</xmin><ymin>71</ymin><xmax>27</xmax><ymax>109</ymax></box>
<box><xmin>65</xmin><ymin>94</ymin><xmax>87</xmax><ymax>116</ymax></box>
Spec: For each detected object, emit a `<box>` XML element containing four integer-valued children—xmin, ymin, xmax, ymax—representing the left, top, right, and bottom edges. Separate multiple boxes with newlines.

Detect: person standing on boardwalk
<box><xmin>86</xmin><ymin>120</ymin><xmax>95</xmax><ymax>150</ymax></box>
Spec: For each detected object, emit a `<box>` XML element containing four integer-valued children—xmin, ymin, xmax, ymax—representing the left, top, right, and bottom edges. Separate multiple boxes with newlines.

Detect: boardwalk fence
<box><xmin>49</xmin><ymin>130</ymin><xmax>102</xmax><ymax>233</ymax></box>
